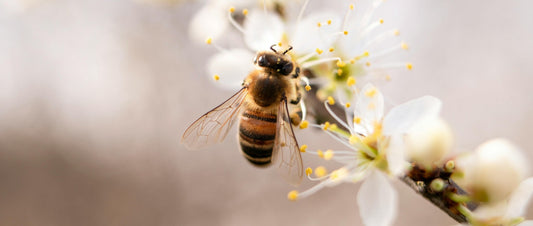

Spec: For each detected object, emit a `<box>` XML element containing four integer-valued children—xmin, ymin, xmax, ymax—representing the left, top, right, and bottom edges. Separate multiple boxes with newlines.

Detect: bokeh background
<box><xmin>1</xmin><ymin>0</ymin><xmax>532</xmax><ymax>225</ymax></box>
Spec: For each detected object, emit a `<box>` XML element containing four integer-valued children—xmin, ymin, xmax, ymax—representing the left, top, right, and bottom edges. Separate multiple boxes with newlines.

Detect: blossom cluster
<box><xmin>188</xmin><ymin>0</ymin><xmax>532</xmax><ymax>225</ymax></box>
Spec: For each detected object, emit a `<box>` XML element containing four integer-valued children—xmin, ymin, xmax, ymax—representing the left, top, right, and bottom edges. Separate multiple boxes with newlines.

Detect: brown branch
<box><xmin>401</xmin><ymin>164</ymin><xmax>478</xmax><ymax>223</ymax></box>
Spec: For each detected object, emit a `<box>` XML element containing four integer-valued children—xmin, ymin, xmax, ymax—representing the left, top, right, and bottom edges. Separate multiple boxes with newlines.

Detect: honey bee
<box><xmin>182</xmin><ymin>45</ymin><xmax>304</xmax><ymax>185</ymax></box>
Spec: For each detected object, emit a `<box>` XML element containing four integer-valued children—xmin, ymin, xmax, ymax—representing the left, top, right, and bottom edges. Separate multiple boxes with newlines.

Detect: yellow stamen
<box><xmin>401</xmin><ymin>42</ymin><xmax>409</xmax><ymax>50</ymax></box>
<box><xmin>323</xmin><ymin>122</ymin><xmax>330</xmax><ymax>130</ymax></box>
<box><xmin>353</xmin><ymin>116</ymin><xmax>361</xmax><ymax>124</ymax></box>
<box><xmin>329</xmin><ymin>123</ymin><xmax>338</xmax><ymax>131</ymax></box>
<box><xmin>327</xmin><ymin>96</ymin><xmax>335</xmax><ymax>105</ymax></box>
<box><xmin>324</xmin><ymin>149</ymin><xmax>334</xmax><ymax>160</ymax></box>
<box><xmin>349</xmin><ymin>4</ymin><xmax>354</xmax><ymax>10</ymax></box>
<box><xmin>317</xmin><ymin>22</ymin><xmax>322</xmax><ymax>27</ymax></box>
<box><xmin>327</xmin><ymin>19</ymin><xmax>332</xmax><ymax>25</ymax></box>
<box><xmin>345</xmin><ymin>102</ymin><xmax>351</xmax><ymax>108</ymax></box>
<box><xmin>305</xmin><ymin>85</ymin><xmax>311</xmax><ymax>91</ymax></box>
<box><xmin>278</xmin><ymin>42</ymin><xmax>282</xmax><ymax>47</ymax></box>
<box><xmin>394</xmin><ymin>29</ymin><xmax>400</xmax><ymax>36</ymax></box>
<box><xmin>316</xmin><ymin>48</ymin><xmax>323</xmax><ymax>55</ymax></box>
<box><xmin>242</xmin><ymin>8</ymin><xmax>248</xmax><ymax>15</ymax></box>
<box><xmin>379</xmin><ymin>18</ymin><xmax>384</xmax><ymax>24</ymax></box>
<box><xmin>337</xmin><ymin>69</ymin><xmax>343</xmax><ymax>76</ymax></box>
<box><xmin>406</xmin><ymin>63</ymin><xmax>413</xmax><ymax>70</ymax></box>
<box><xmin>330</xmin><ymin>168</ymin><xmax>348</xmax><ymax>181</ymax></box>
<box><xmin>385</xmin><ymin>75</ymin><xmax>391</xmax><ymax>81</ymax></box>
<box><xmin>299</xmin><ymin>120</ymin><xmax>309</xmax><ymax>129</ymax></box>
<box><xmin>205</xmin><ymin>37</ymin><xmax>213</xmax><ymax>45</ymax></box>
<box><xmin>305</xmin><ymin>167</ymin><xmax>313</xmax><ymax>176</ymax></box>
<box><xmin>317</xmin><ymin>149</ymin><xmax>324</xmax><ymax>158</ymax></box>
<box><xmin>213</xmin><ymin>74</ymin><xmax>220</xmax><ymax>81</ymax></box>
<box><xmin>365</xmin><ymin>87</ymin><xmax>377</xmax><ymax>97</ymax></box>
<box><xmin>347</xmin><ymin>77</ymin><xmax>356</xmax><ymax>86</ymax></box>
<box><xmin>315</xmin><ymin>166</ymin><xmax>327</xmax><ymax>177</ymax></box>
<box><xmin>365</xmin><ymin>62</ymin><xmax>371</xmax><ymax>67</ymax></box>
<box><xmin>287</xmin><ymin>190</ymin><xmax>299</xmax><ymax>201</ymax></box>
<box><xmin>329</xmin><ymin>47</ymin><xmax>335</xmax><ymax>52</ymax></box>
<box><xmin>363</xmin><ymin>51</ymin><xmax>369</xmax><ymax>57</ymax></box>
<box><xmin>229</xmin><ymin>7</ymin><xmax>235</xmax><ymax>13</ymax></box>
<box><xmin>299</xmin><ymin>144</ymin><xmax>307</xmax><ymax>152</ymax></box>
<box><xmin>343</xmin><ymin>30</ymin><xmax>349</xmax><ymax>35</ymax></box>
<box><xmin>336</xmin><ymin>60</ymin><xmax>346</xmax><ymax>67</ymax></box>
<box><xmin>349</xmin><ymin>59</ymin><xmax>355</xmax><ymax>64</ymax></box>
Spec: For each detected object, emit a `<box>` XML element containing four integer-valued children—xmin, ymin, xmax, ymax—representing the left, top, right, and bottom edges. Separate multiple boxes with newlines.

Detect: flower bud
<box><xmin>405</xmin><ymin>117</ymin><xmax>453</xmax><ymax>168</ymax></box>
<box><xmin>461</xmin><ymin>139</ymin><xmax>527</xmax><ymax>203</ymax></box>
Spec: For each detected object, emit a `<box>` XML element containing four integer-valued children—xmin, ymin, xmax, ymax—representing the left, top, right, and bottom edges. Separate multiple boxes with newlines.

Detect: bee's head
<box><xmin>253</xmin><ymin>45</ymin><xmax>298</xmax><ymax>77</ymax></box>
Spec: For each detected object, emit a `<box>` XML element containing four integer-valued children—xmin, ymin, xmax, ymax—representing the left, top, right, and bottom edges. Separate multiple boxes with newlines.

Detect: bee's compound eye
<box><xmin>281</xmin><ymin>63</ymin><xmax>293</xmax><ymax>75</ymax></box>
<box><xmin>257</xmin><ymin>55</ymin><xmax>267</xmax><ymax>67</ymax></box>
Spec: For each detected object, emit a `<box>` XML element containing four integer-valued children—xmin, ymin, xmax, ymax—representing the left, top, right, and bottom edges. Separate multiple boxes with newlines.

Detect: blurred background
<box><xmin>0</xmin><ymin>0</ymin><xmax>532</xmax><ymax>225</ymax></box>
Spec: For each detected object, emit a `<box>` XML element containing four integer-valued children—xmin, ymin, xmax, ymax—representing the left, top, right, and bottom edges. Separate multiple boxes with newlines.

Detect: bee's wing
<box><xmin>271</xmin><ymin>97</ymin><xmax>304</xmax><ymax>186</ymax></box>
<box><xmin>181</xmin><ymin>87</ymin><xmax>248</xmax><ymax>149</ymax></box>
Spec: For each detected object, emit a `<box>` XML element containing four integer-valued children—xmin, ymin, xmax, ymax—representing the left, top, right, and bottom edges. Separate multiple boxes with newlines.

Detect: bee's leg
<box><xmin>289</xmin><ymin>109</ymin><xmax>302</xmax><ymax>126</ymax></box>
<box><xmin>289</xmin><ymin>83</ymin><xmax>301</xmax><ymax>105</ymax></box>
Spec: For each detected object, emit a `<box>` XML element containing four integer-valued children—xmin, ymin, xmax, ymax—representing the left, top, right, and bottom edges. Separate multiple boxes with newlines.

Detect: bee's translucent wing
<box><xmin>181</xmin><ymin>87</ymin><xmax>248</xmax><ymax>149</ymax></box>
<box><xmin>271</xmin><ymin>97</ymin><xmax>304</xmax><ymax>186</ymax></box>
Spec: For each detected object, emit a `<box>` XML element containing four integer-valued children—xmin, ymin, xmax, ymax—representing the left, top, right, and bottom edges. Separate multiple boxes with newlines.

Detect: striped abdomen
<box><xmin>239</xmin><ymin>109</ymin><xmax>277</xmax><ymax>166</ymax></box>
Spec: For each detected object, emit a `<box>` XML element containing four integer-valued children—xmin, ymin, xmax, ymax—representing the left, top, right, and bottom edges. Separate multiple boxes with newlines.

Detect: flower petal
<box><xmin>386</xmin><ymin>135</ymin><xmax>408</xmax><ymax>176</ymax></box>
<box><xmin>353</xmin><ymin>83</ymin><xmax>384</xmax><ymax>135</ymax></box>
<box><xmin>505</xmin><ymin>177</ymin><xmax>533</xmax><ymax>218</ymax></box>
<box><xmin>290</xmin><ymin>12</ymin><xmax>342</xmax><ymax>54</ymax></box>
<box><xmin>243</xmin><ymin>10</ymin><xmax>284</xmax><ymax>51</ymax></box>
<box><xmin>189</xmin><ymin>4</ymin><xmax>229</xmax><ymax>44</ymax></box>
<box><xmin>357</xmin><ymin>170</ymin><xmax>398</xmax><ymax>226</ymax></box>
<box><xmin>207</xmin><ymin>49</ymin><xmax>255</xmax><ymax>90</ymax></box>
<box><xmin>382</xmin><ymin>96</ymin><xmax>442</xmax><ymax>136</ymax></box>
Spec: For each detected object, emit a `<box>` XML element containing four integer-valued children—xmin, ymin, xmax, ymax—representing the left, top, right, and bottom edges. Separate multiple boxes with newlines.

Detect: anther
<box><xmin>300</xmin><ymin>144</ymin><xmax>308</xmax><ymax>152</ymax></box>
<box><xmin>327</xmin><ymin>96</ymin><xmax>335</xmax><ymax>105</ymax></box>
<box><xmin>406</xmin><ymin>63</ymin><xmax>413</xmax><ymax>70</ymax></box>
<box><xmin>324</xmin><ymin>150</ymin><xmax>334</xmax><ymax>160</ymax></box>
<box><xmin>287</xmin><ymin>190</ymin><xmax>299</xmax><ymax>201</ymax></box>
<box><xmin>401</xmin><ymin>42</ymin><xmax>409</xmax><ymax>50</ymax></box>
<box><xmin>299</xmin><ymin>120</ymin><xmax>309</xmax><ymax>129</ymax></box>
<box><xmin>315</xmin><ymin>166</ymin><xmax>327</xmax><ymax>177</ymax></box>
<box><xmin>213</xmin><ymin>74</ymin><xmax>220</xmax><ymax>81</ymax></box>
<box><xmin>305</xmin><ymin>167</ymin><xmax>313</xmax><ymax>176</ymax></box>
<box><xmin>347</xmin><ymin>77</ymin><xmax>356</xmax><ymax>86</ymax></box>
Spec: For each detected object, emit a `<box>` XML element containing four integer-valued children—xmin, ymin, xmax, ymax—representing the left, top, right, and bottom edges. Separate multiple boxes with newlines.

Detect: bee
<box><xmin>182</xmin><ymin>45</ymin><xmax>304</xmax><ymax>185</ymax></box>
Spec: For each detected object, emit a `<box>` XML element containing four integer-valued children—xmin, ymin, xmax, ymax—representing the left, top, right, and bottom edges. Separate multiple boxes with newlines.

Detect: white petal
<box><xmin>357</xmin><ymin>171</ymin><xmax>398</xmax><ymax>226</ymax></box>
<box><xmin>207</xmin><ymin>49</ymin><xmax>255</xmax><ymax>90</ymax></box>
<box><xmin>243</xmin><ymin>10</ymin><xmax>284</xmax><ymax>51</ymax></box>
<box><xmin>506</xmin><ymin>177</ymin><xmax>533</xmax><ymax>218</ymax></box>
<box><xmin>189</xmin><ymin>4</ymin><xmax>229</xmax><ymax>44</ymax></box>
<box><xmin>382</xmin><ymin>96</ymin><xmax>442</xmax><ymax>135</ymax></box>
<box><xmin>353</xmin><ymin>83</ymin><xmax>384</xmax><ymax>134</ymax></box>
<box><xmin>386</xmin><ymin>135</ymin><xmax>407</xmax><ymax>176</ymax></box>
<box><xmin>290</xmin><ymin>12</ymin><xmax>342</xmax><ymax>54</ymax></box>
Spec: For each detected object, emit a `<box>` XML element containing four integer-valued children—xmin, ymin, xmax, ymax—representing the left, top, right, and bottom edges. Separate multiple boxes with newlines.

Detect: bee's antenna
<box><xmin>282</xmin><ymin>46</ymin><xmax>293</xmax><ymax>55</ymax></box>
<box><xmin>270</xmin><ymin>44</ymin><xmax>278</xmax><ymax>53</ymax></box>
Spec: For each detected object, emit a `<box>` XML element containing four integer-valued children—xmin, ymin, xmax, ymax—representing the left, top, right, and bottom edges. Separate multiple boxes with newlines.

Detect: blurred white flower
<box><xmin>291</xmin><ymin>84</ymin><xmax>442</xmax><ymax>226</ymax></box>
<box><xmin>454</xmin><ymin>139</ymin><xmax>533</xmax><ymax>226</ymax></box>
<box><xmin>194</xmin><ymin>0</ymin><xmax>409</xmax><ymax>93</ymax></box>
<box><xmin>404</xmin><ymin>117</ymin><xmax>453</xmax><ymax>169</ymax></box>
